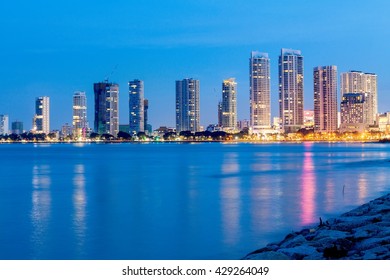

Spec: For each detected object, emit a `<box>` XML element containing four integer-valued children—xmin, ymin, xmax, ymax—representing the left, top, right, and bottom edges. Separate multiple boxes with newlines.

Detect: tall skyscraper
<box><xmin>340</xmin><ymin>71</ymin><xmax>377</xmax><ymax>125</ymax></box>
<box><xmin>144</xmin><ymin>99</ymin><xmax>149</xmax><ymax>133</ymax></box>
<box><xmin>340</xmin><ymin>93</ymin><xmax>366</xmax><ymax>132</ymax></box>
<box><xmin>72</xmin><ymin>91</ymin><xmax>88</xmax><ymax>139</ymax></box>
<box><xmin>217</xmin><ymin>101</ymin><xmax>223</xmax><ymax>127</ymax></box>
<box><xmin>279</xmin><ymin>48</ymin><xmax>304</xmax><ymax>133</ymax></box>
<box><xmin>221</xmin><ymin>78</ymin><xmax>237</xmax><ymax>131</ymax></box>
<box><xmin>129</xmin><ymin>80</ymin><xmax>144</xmax><ymax>134</ymax></box>
<box><xmin>175</xmin><ymin>78</ymin><xmax>200</xmax><ymax>133</ymax></box>
<box><xmin>94</xmin><ymin>82</ymin><xmax>119</xmax><ymax>136</ymax></box>
<box><xmin>33</xmin><ymin>96</ymin><xmax>50</xmax><ymax>134</ymax></box>
<box><xmin>313</xmin><ymin>66</ymin><xmax>338</xmax><ymax>132</ymax></box>
<box><xmin>250</xmin><ymin>51</ymin><xmax>271</xmax><ymax>131</ymax></box>
<box><xmin>0</xmin><ymin>114</ymin><xmax>9</xmax><ymax>135</ymax></box>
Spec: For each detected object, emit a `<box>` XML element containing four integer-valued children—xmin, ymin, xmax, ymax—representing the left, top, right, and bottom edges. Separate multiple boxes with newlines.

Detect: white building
<box><xmin>250</xmin><ymin>51</ymin><xmax>271</xmax><ymax>132</ymax></box>
<box><xmin>0</xmin><ymin>115</ymin><xmax>9</xmax><ymax>135</ymax></box>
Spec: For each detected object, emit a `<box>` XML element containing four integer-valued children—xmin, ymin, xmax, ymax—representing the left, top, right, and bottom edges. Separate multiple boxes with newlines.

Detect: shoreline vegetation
<box><xmin>243</xmin><ymin>193</ymin><xmax>390</xmax><ymax>260</ymax></box>
<box><xmin>0</xmin><ymin>130</ymin><xmax>390</xmax><ymax>144</ymax></box>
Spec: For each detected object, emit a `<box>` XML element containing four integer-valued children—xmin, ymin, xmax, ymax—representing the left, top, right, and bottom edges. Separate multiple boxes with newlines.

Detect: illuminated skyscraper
<box><xmin>250</xmin><ymin>51</ymin><xmax>270</xmax><ymax>131</ymax></box>
<box><xmin>94</xmin><ymin>82</ymin><xmax>119</xmax><ymax>136</ymax></box>
<box><xmin>33</xmin><ymin>96</ymin><xmax>50</xmax><ymax>134</ymax></box>
<box><xmin>279</xmin><ymin>48</ymin><xmax>304</xmax><ymax>133</ymax></box>
<box><xmin>313</xmin><ymin>66</ymin><xmax>338</xmax><ymax>132</ymax></box>
<box><xmin>175</xmin><ymin>78</ymin><xmax>200</xmax><ymax>133</ymax></box>
<box><xmin>129</xmin><ymin>79</ymin><xmax>144</xmax><ymax>134</ymax></box>
<box><xmin>72</xmin><ymin>91</ymin><xmax>88</xmax><ymax>139</ymax></box>
<box><xmin>340</xmin><ymin>71</ymin><xmax>377</xmax><ymax>125</ymax></box>
<box><xmin>0</xmin><ymin>114</ymin><xmax>9</xmax><ymax>135</ymax></box>
<box><xmin>221</xmin><ymin>78</ymin><xmax>237</xmax><ymax>131</ymax></box>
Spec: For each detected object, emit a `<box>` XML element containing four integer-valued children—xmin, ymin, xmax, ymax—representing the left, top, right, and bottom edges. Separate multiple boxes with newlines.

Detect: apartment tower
<box><xmin>72</xmin><ymin>91</ymin><xmax>88</xmax><ymax>139</ymax></box>
<box><xmin>340</xmin><ymin>71</ymin><xmax>377</xmax><ymax>125</ymax></box>
<box><xmin>33</xmin><ymin>96</ymin><xmax>50</xmax><ymax>134</ymax></box>
<box><xmin>279</xmin><ymin>48</ymin><xmax>304</xmax><ymax>133</ymax></box>
<box><xmin>129</xmin><ymin>79</ymin><xmax>144</xmax><ymax>134</ymax></box>
<box><xmin>313</xmin><ymin>66</ymin><xmax>338</xmax><ymax>132</ymax></box>
<box><xmin>175</xmin><ymin>78</ymin><xmax>200</xmax><ymax>133</ymax></box>
<box><xmin>250</xmin><ymin>51</ymin><xmax>271</xmax><ymax>132</ymax></box>
<box><xmin>221</xmin><ymin>78</ymin><xmax>237</xmax><ymax>131</ymax></box>
<box><xmin>94</xmin><ymin>82</ymin><xmax>119</xmax><ymax>136</ymax></box>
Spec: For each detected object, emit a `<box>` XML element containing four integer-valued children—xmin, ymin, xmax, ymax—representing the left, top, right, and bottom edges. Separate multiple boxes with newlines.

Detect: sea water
<box><xmin>1</xmin><ymin>142</ymin><xmax>390</xmax><ymax>259</ymax></box>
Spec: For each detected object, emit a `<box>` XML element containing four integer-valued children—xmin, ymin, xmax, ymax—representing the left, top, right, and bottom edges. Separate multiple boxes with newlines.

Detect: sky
<box><xmin>1</xmin><ymin>0</ymin><xmax>390</xmax><ymax>131</ymax></box>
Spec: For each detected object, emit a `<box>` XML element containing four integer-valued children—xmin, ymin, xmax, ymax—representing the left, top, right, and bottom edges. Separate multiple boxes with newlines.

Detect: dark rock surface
<box><xmin>243</xmin><ymin>194</ymin><xmax>390</xmax><ymax>260</ymax></box>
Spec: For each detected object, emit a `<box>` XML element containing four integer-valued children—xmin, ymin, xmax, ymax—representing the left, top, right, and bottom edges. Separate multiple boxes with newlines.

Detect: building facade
<box><xmin>72</xmin><ymin>91</ymin><xmax>88</xmax><ymax>139</ymax></box>
<box><xmin>144</xmin><ymin>99</ymin><xmax>149</xmax><ymax>133</ymax></box>
<box><xmin>250</xmin><ymin>51</ymin><xmax>271</xmax><ymax>132</ymax></box>
<box><xmin>175</xmin><ymin>78</ymin><xmax>200</xmax><ymax>133</ymax></box>
<box><xmin>33</xmin><ymin>96</ymin><xmax>50</xmax><ymax>134</ymax></box>
<box><xmin>340</xmin><ymin>71</ymin><xmax>377</xmax><ymax>126</ymax></box>
<box><xmin>221</xmin><ymin>78</ymin><xmax>237</xmax><ymax>131</ymax></box>
<box><xmin>94</xmin><ymin>82</ymin><xmax>119</xmax><ymax>136</ymax></box>
<box><xmin>279</xmin><ymin>48</ymin><xmax>304</xmax><ymax>133</ymax></box>
<box><xmin>313</xmin><ymin>66</ymin><xmax>338</xmax><ymax>132</ymax></box>
<box><xmin>11</xmin><ymin>121</ymin><xmax>23</xmax><ymax>134</ymax></box>
<box><xmin>129</xmin><ymin>80</ymin><xmax>144</xmax><ymax>134</ymax></box>
<box><xmin>0</xmin><ymin>114</ymin><xmax>9</xmax><ymax>135</ymax></box>
<box><xmin>340</xmin><ymin>93</ymin><xmax>366</xmax><ymax>132</ymax></box>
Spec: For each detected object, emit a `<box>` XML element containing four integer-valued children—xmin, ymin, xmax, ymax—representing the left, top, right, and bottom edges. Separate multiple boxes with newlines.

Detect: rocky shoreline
<box><xmin>243</xmin><ymin>193</ymin><xmax>390</xmax><ymax>260</ymax></box>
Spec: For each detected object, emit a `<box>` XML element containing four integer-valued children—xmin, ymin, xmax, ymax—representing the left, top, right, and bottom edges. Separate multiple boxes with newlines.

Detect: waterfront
<box><xmin>1</xmin><ymin>142</ymin><xmax>390</xmax><ymax>259</ymax></box>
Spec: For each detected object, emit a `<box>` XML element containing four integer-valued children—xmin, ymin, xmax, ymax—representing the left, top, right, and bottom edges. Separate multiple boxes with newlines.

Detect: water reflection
<box><xmin>73</xmin><ymin>164</ymin><xmax>87</xmax><ymax>256</ymax></box>
<box><xmin>31</xmin><ymin>165</ymin><xmax>51</xmax><ymax>256</ymax></box>
<box><xmin>220</xmin><ymin>153</ymin><xmax>241</xmax><ymax>245</ymax></box>
<box><xmin>300</xmin><ymin>151</ymin><xmax>316</xmax><ymax>225</ymax></box>
<box><xmin>357</xmin><ymin>173</ymin><xmax>368</xmax><ymax>204</ymax></box>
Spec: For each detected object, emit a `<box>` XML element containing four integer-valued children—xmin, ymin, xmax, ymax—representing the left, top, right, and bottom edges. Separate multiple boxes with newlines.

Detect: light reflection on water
<box><xmin>1</xmin><ymin>143</ymin><xmax>390</xmax><ymax>259</ymax></box>
<box><xmin>31</xmin><ymin>165</ymin><xmax>51</xmax><ymax>258</ymax></box>
<box><xmin>73</xmin><ymin>164</ymin><xmax>86</xmax><ymax>257</ymax></box>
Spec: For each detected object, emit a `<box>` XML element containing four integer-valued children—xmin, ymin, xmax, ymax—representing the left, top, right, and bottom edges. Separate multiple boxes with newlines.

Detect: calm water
<box><xmin>1</xmin><ymin>142</ymin><xmax>390</xmax><ymax>259</ymax></box>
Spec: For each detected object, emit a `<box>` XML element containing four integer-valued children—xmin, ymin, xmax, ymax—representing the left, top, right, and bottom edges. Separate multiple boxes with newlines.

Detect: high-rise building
<box><xmin>250</xmin><ymin>51</ymin><xmax>271</xmax><ymax>131</ymax></box>
<box><xmin>33</xmin><ymin>96</ymin><xmax>50</xmax><ymax>134</ymax></box>
<box><xmin>340</xmin><ymin>93</ymin><xmax>366</xmax><ymax>132</ymax></box>
<box><xmin>340</xmin><ymin>71</ymin><xmax>377</xmax><ymax>125</ymax></box>
<box><xmin>313</xmin><ymin>66</ymin><xmax>338</xmax><ymax>132</ymax></box>
<box><xmin>0</xmin><ymin>114</ymin><xmax>9</xmax><ymax>135</ymax></box>
<box><xmin>175</xmin><ymin>78</ymin><xmax>200</xmax><ymax>133</ymax></box>
<box><xmin>221</xmin><ymin>78</ymin><xmax>237</xmax><ymax>131</ymax></box>
<box><xmin>94</xmin><ymin>82</ymin><xmax>119</xmax><ymax>136</ymax></box>
<box><xmin>217</xmin><ymin>101</ymin><xmax>223</xmax><ymax>127</ymax></box>
<box><xmin>72</xmin><ymin>91</ymin><xmax>88</xmax><ymax>139</ymax></box>
<box><xmin>279</xmin><ymin>48</ymin><xmax>304</xmax><ymax>133</ymax></box>
<box><xmin>11</xmin><ymin>121</ymin><xmax>23</xmax><ymax>134</ymax></box>
<box><xmin>129</xmin><ymin>80</ymin><xmax>144</xmax><ymax>134</ymax></box>
<box><xmin>144</xmin><ymin>99</ymin><xmax>148</xmax><ymax>133</ymax></box>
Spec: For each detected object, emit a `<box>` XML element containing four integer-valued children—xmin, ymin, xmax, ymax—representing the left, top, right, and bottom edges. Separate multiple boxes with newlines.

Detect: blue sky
<box><xmin>1</xmin><ymin>0</ymin><xmax>390</xmax><ymax>130</ymax></box>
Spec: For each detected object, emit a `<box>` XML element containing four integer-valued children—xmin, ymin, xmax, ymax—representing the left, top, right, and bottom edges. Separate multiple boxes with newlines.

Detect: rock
<box><xmin>362</xmin><ymin>246</ymin><xmax>389</xmax><ymax>260</ymax></box>
<box><xmin>356</xmin><ymin>236</ymin><xmax>390</xmax><ymax>251</ymax></box>
<box><xmin>243</xmin><ymin>193</ymin><xmax>390</xmax><ymax>260</ymax></box>
<box><xmin>313</xmin><ymin>229</ymin><xmax>350</xmax><ymax>241</ymax></box>
<box><xmin>245</xmin><ymin>251</ymin><xmax>290</xmax><ymax>260</ymax></box>
<box><xmin>278</xmin><ymin>245</ymin><xmax>319</xmax><ymax>260</ymax></box>
<box><xmin>280</xmin><ymin>234</ymin><xmax>307</xmax><ymax>248</ymax></box>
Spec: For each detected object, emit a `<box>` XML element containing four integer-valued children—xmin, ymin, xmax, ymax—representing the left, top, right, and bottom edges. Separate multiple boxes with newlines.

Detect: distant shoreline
<box><xmin>0</xmin><ymin>139</ymin><xmax>386</xmax><ymax>144</ymax></box>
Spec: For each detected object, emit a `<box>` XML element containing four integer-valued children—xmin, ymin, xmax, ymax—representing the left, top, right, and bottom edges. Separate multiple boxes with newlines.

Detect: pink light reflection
<box><xmin>300</xmin><ymin>151</ymin><xmax>316</xmax><ymax>225</ymax></box>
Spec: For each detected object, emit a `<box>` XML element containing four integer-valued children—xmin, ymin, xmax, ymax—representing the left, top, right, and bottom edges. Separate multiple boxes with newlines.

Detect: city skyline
<box><xmin>1</xmin><ymin>1</ymin><xmax>390</xmax><ymax>130</ymax></box>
